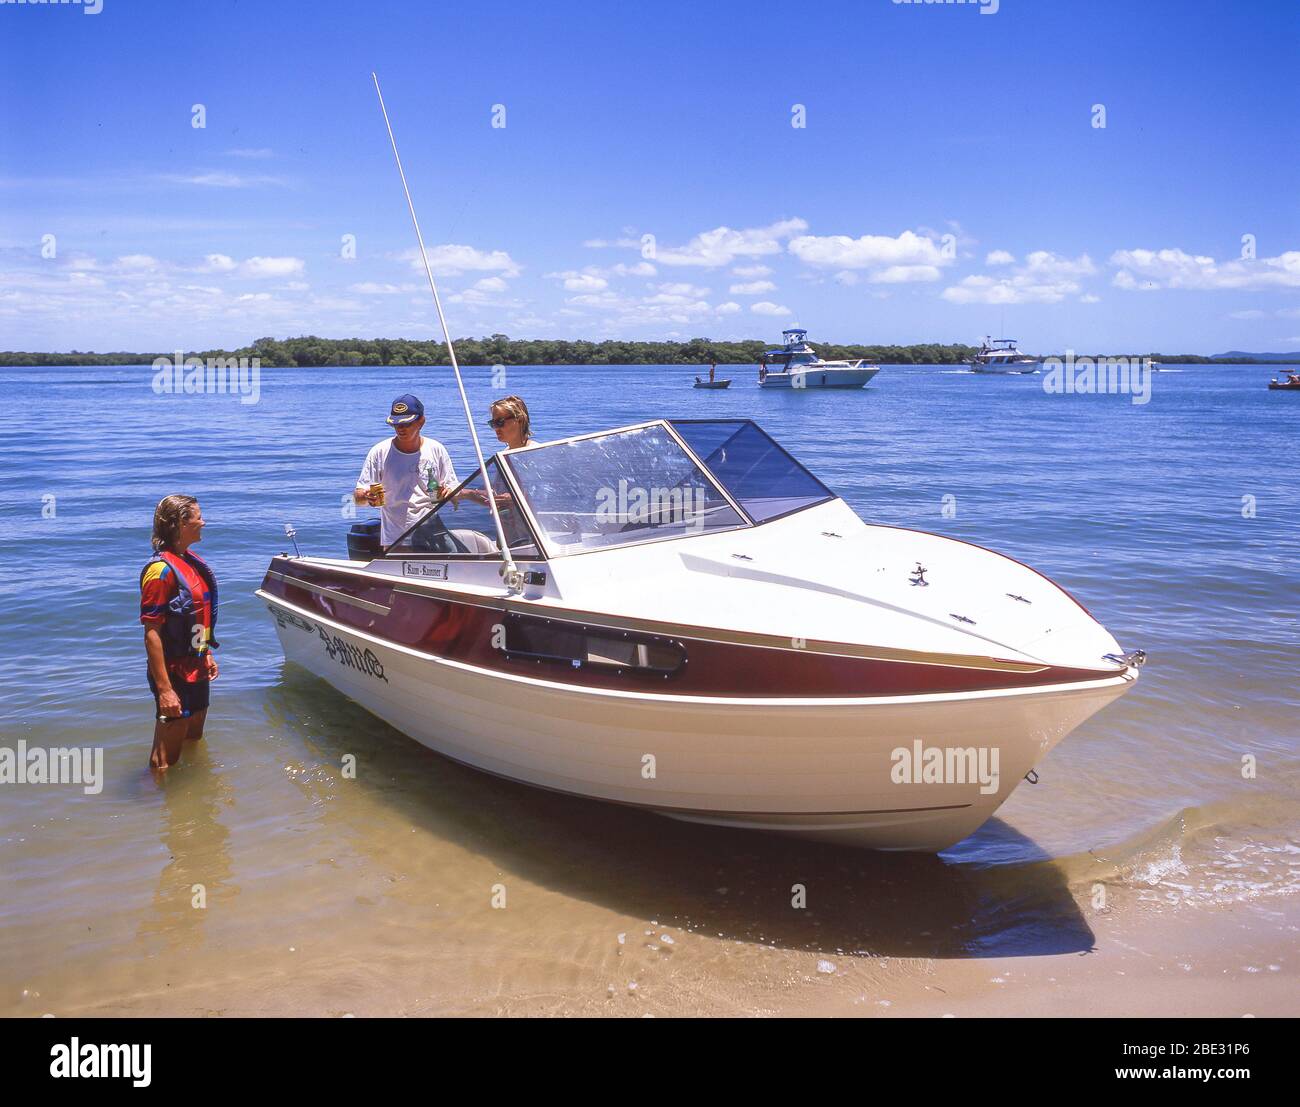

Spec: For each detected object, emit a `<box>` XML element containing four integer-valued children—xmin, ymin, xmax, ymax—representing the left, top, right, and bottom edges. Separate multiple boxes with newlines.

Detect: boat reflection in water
<box><xmin>259</xmin><ymin>419</ymin><xmax>1142</xmax><ymax>850</ymax></box>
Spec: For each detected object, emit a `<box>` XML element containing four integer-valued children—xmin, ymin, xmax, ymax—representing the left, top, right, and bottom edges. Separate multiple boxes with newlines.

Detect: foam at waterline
<box><xmin>1047</xmin><ymin>799</ymin><xmax>1300</xmax><ymax>907</ymax></box>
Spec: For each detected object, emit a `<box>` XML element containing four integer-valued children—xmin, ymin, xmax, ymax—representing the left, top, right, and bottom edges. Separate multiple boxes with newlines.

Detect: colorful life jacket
<box><xmin>139</xmin><ymin>549</ymin><xmax>221</xmax><ymax>660</ymax></box>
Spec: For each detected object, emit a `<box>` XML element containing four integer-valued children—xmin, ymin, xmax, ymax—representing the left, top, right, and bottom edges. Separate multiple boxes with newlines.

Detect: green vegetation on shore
<box><xmin>0</xmin><ymin>335</ymin><xmax>1262</xmax><ymax>367</ymax></box>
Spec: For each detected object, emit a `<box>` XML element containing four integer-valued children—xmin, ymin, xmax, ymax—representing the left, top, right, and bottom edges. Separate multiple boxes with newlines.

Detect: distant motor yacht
<box><xmin>970</xmin><ymin>337</ymin><xmax>1040</xmax><ymax>374</ymax></box>
<box><xmin>759</xmin><ymin>329</ymin><xmax>880</xmax><ymax>389</ymax></box>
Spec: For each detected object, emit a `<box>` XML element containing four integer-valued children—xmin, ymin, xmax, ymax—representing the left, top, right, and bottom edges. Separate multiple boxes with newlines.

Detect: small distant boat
<box><xmin>1268</xmin><ymin>370</ymin><xmax>1300</xmax><ymax>390</ymax></box>
<box><xmin>694</xmin><ymin>376</ymin><xmax>732</xmax><ymax>390</ymax></box>
<box><xmin>758</xmin><ymin>328</ymin><xmax>880</xmax><ymax>389</ymax></box>
<box><xmin>970</xmin><ymin>337</ymin><xmax>1039</xmax><ymax>374</ymax></box>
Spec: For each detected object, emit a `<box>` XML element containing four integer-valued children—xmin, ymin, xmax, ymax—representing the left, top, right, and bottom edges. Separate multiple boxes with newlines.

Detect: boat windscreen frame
<box><xmin>379</xmin><ymin>453</ymin><xmax>545</xmax><ymax>561</ymax></box>
<box><xmin>498</xmin><ymin>419</ymin><xmax>755</xmax><ymax>560</ymax></box>
<box><xmin>666</xmin><ymin>417</ymin><xmax>838</xmax><ymax>525</ymax></box>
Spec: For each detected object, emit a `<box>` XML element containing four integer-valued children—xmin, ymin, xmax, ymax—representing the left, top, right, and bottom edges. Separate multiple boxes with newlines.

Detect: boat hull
<box><xmin>760</xmin><ymin>366</ymin><xmax>880</xmax><ymax>389</ymax></box>
<box><xmin>971</xmin><ymin>363</ymin><xmax>1039</xmax><ymax>374</ymax></box>
<box><xmin>263</xmin><ymin>592</ymin><xmax>1134</xmax><ymax>850</ymax></box>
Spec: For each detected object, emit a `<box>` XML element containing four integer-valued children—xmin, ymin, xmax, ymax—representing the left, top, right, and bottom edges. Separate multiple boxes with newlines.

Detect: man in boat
<box><xmin>140</xmin><ymin>495</ymin><xmax>219</xmax><ymax>771</ymax></box>
<box><xmin>709</xmin><ymin>361</ymin><xmax>716</xmax><ymax>383</ymax></box>
<box><xmin>354</xmin><ymin>394</ymin><xmax>458</xmax><ymax>546</ymax></box>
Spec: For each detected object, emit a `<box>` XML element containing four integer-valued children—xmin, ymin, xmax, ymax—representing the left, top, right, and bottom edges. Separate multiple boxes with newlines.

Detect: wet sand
<box><xmin>4</xmin><ymin>725</ymin><xmax>1294</xmax><ymax>1018</ymax></box>
<box><xmin>7</xmin><ymin>867</ymin><xmax>1292</xmax><ymax>1019</ymax></box>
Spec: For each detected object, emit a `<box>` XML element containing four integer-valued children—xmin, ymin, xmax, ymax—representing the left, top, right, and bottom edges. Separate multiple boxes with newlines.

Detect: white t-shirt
<box><xmin>357</xmin><ymin>437</ymin><xmax>458</xmax><ymax>544</ymax></box>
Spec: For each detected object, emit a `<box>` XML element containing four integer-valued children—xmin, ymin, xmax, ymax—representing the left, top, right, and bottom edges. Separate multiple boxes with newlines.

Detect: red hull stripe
<box><xmin>261</xmin><ymin>558</ymin><xmax>1112</xmax><ymax>698</ymax></box>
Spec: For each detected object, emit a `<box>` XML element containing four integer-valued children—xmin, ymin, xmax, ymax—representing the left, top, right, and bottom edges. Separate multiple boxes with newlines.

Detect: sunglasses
<box><xmin>487</xmin><ymin>415</ymin><xmax>516</xmax><ymax>429</ymax></box>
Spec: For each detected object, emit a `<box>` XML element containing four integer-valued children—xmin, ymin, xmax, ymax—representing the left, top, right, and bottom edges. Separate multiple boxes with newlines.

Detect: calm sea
<box><xmin>1</xmin><ymin>362</ymin><xmax>1296</xmax><ymax>1014</ymax></box>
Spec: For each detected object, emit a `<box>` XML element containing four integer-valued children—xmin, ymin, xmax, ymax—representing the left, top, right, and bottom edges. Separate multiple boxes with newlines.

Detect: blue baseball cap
<box><xmin>387</xmin><ymin>394</ymin><xmax>425</xmax><ymax>426</ymax></box>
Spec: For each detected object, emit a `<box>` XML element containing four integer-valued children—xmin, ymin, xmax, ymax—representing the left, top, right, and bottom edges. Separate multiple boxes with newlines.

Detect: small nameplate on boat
<box><xmin>271</xmin><ymin>605</ymin><xmax>314</xmax><ymax>633</ymax></box>
<box><xmin>401</xmin><ymin>562</ymin><xmax>448</xmax><ymax>580</ymax></box>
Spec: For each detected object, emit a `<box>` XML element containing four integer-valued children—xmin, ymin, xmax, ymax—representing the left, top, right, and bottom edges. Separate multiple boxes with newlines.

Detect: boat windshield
<box><xmin>386</xmin><ymin>457</ymin><xmax>542</xmax><ymax>559</ymax></box>
<box><xmin>504</xmin><ymin>424</ymin><xmax>747</xmax><ymax>555</ymax></box>
<box><xmin>669</xmin><ymin>419</ymin><xmax>835</xmax><ymax>523</ymax></box>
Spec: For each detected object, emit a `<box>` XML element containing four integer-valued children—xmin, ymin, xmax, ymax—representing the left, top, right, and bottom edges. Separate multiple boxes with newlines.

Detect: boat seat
<box><xmin>447</xmin><ymin>528</ymin><xmax>497</xmax><ymax>554</ymax></box>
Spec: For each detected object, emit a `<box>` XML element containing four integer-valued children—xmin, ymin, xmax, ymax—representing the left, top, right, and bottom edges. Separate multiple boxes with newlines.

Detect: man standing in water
<box><xmin>354</xmin><ymin>394</ymin><xmax>458</xmax><ymax>545</ymax></box>
<box><xmin>140</xmin><ymin>495</ymin><xmax>219</xmax><ymax>771</ymax></box>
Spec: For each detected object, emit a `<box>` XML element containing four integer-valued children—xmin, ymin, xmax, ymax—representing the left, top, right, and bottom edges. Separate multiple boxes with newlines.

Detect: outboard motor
<box><xmin>347</xmin><ymin>519</ymin><xmax>381</xmax><ymax>561</ymax></box>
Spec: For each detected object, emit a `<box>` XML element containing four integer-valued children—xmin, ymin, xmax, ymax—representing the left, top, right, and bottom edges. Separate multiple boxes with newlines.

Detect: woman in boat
<box><xmin>487</xmin><ymin>395</ymin><xmax>535</xmax><ymax>450</ymax></box>
<box><xmin>456</xmin><ymin>396</ymin><xmax>536</xmax><ymax>514</ymax></box>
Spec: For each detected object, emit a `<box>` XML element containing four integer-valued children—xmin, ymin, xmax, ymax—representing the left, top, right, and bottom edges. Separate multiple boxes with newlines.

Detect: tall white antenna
<box><xmin>371</xmin><ymin>72</ymin><xmax>521</xmax><ymax>591</ymax></box>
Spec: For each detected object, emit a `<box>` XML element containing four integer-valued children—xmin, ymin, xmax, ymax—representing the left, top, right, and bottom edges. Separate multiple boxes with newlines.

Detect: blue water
<box><xmin>0</xmin><ymin>363</ymin><xmax>1296</xmax><ymax>1011</ymax></box>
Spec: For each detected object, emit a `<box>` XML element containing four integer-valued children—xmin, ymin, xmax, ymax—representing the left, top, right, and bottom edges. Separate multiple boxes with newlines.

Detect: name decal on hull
<box><xmin>402</xmin><ymin>562</ymin><xmax>447</xmax><ymax>579</ymax></box>
<box><xmin>317</xmin><ymin>625</ymin><xmax>389</xmax><ymax>682</ymax></box>
<box><xmin>272</xmin><ymin>606</ymin><xmax>315</xmax><ymax>633</ymax></box>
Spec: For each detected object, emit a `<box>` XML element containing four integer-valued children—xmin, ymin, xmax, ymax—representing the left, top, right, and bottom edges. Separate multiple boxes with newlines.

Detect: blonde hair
<box><xmin>491</xmin><ymin>395</ymin><xmax>531</xmax><ymax>443</ymax></box>
<box><xmin>152</xmin><ymin>494</ymin><xmax>198</xmax><ymax>551</ymax></box>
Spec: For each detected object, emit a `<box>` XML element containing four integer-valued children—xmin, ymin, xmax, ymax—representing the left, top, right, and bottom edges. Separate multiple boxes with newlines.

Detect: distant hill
<box><xmin>1214</xmin><ymin>351</ymin><xmax>1300</xmax><ymax>362</ymax></box>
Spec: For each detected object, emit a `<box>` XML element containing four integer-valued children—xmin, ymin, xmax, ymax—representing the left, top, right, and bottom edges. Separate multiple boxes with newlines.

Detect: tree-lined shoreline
<box><xmin>0</xmin><ymin>334</ymin><xmax>1265</xmax><ymax>368</ymax></box>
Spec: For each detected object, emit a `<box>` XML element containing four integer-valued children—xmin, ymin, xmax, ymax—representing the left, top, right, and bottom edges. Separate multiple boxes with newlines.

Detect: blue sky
<box><xmin>2</xmin><ymin>0</ymin><xmax>1298</xmax><ymax>353</ymax></box>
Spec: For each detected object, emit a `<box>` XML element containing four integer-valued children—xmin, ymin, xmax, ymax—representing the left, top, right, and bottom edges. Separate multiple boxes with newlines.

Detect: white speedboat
<box><xmin>970</xmin><ymin>337</ymin><xmax>1040</xmax><ymax>374</ymax></box>
<box><xmin>759</xmin><ymin>328</ymin><xmax>880</xmax><ymax>388</ymax></box>
<box><xmin>259</xmin><ymin>418</ymin><xmax>1143</xmax><ymax>850</ymax></box>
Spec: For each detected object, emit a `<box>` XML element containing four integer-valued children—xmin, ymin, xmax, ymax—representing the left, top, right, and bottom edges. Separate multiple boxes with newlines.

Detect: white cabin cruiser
<box><xmin>759</xmin><ymin>329</ymin><xmax>880</xmax><ymax>389</ymax></box>
<box><xmin>970</xmin><ymin>337</ymin><xmax>1040</xmax><ymax>374</ymax></box>
<box><xmin>259</xmin><ymin>418</ymin><xmax>1143</xmax><ymax>850</ymax></box>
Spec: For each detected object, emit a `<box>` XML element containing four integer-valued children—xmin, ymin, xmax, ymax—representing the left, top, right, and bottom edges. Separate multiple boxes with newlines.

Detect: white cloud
<box><xmin>224</xmin><ymin>148</ymin><xmax>274</xmax><ymax>159</ymax></box>
<box><xmin>1228</xmin><ymin>309</ymin><xmax>1266</xmax><ymax>319</ymax></box>
<box><xmin>941</xmin><ymin>251</ymin><xmax>1097</xmax><ymax>305</ymax></box>
<box><xmin>566</xmin><ymin>273</ymin><xmax>607</xmax><ymax>291</ymax></box>
<box><xmin>731</xmin><ymin>264</ymin><xmax>773</xmax><ymax>278</ymax></box>
<box><xmin>162</xmin><ymin>172</ymin><xmax>286</xmax><ymax>188</ymax></box>
<box><xmin>241</xmin><ymin>256</ymin><xmax>305</xmax><ymax>278</ymax></box>
<box><xmin>729</xmin><ymin>279</ymin><xmax>776</xmax><ymax>295</ymax></box>
<box><xmin>654</xmin><ymin>281</ymin><xmax>710</xmax><ymax>298</ymax></box>
<box><xmin>1110</xmin><ymin>247</ymin><xmax>1300</xmax><ymax>291</ymax></box>
<box><xmin>582</xmin><ymin>236</ymin><xmax>641</xmax><ymax>249</ymax></box>
<box><xmin>870</xmin><ymin>265</ymin><xmax>942</xmax><ymax>284</ymax></box>
<box><xmin>473</xmin><ymin>276</ymin><xmax>508</xmax><ymax>292</ymax></box>
<box><xmin>351</xmin><ymin>282</ymin><xmax>412</xmax><ymax>295</ymax></box>
<box><xmin>788</xmin><ymin>229</ymin><xmax>948</xmax><ymax>277</ymax></box>
<box><xmin>609</xmin><ymin>261</ymin><xmax>656</xmax><ymax>277</ymax></box>
<box><xmin>656</xmin><ymin>218</ymin><xmax>808</xmax><ymax>268</ymax></box>
<box><xmin>986</xmin><ymin>250</ymin><xmax>1016</xmax><ymax>266</ymax></box>
<box><xmin>750</xmin><ymin>301</ymin><xmax>792</xmax><ymax>317</ymax></box>
<box><xmin>400</xmin><ymin>244</ymin><xmax>521</xmax><ymax>278</ymax></box>
<box><xmin>715</xmin><ymin>302</ymin><xmax>742</xmax><ymax>315</ymax></box>
<box><xmin>1079</xmin><ymin>293</ymin><xmax>1101</xmax><ymax>304</ymax></box>
<box><xmin>201</xmin><ymin>254</ymin><xmax>237</xmax><ymax>272</ymax></box>
<box><xmin>115</xmin><ymin>254</ymin><xmax>160</xmax><ymax>271</ymax></box>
